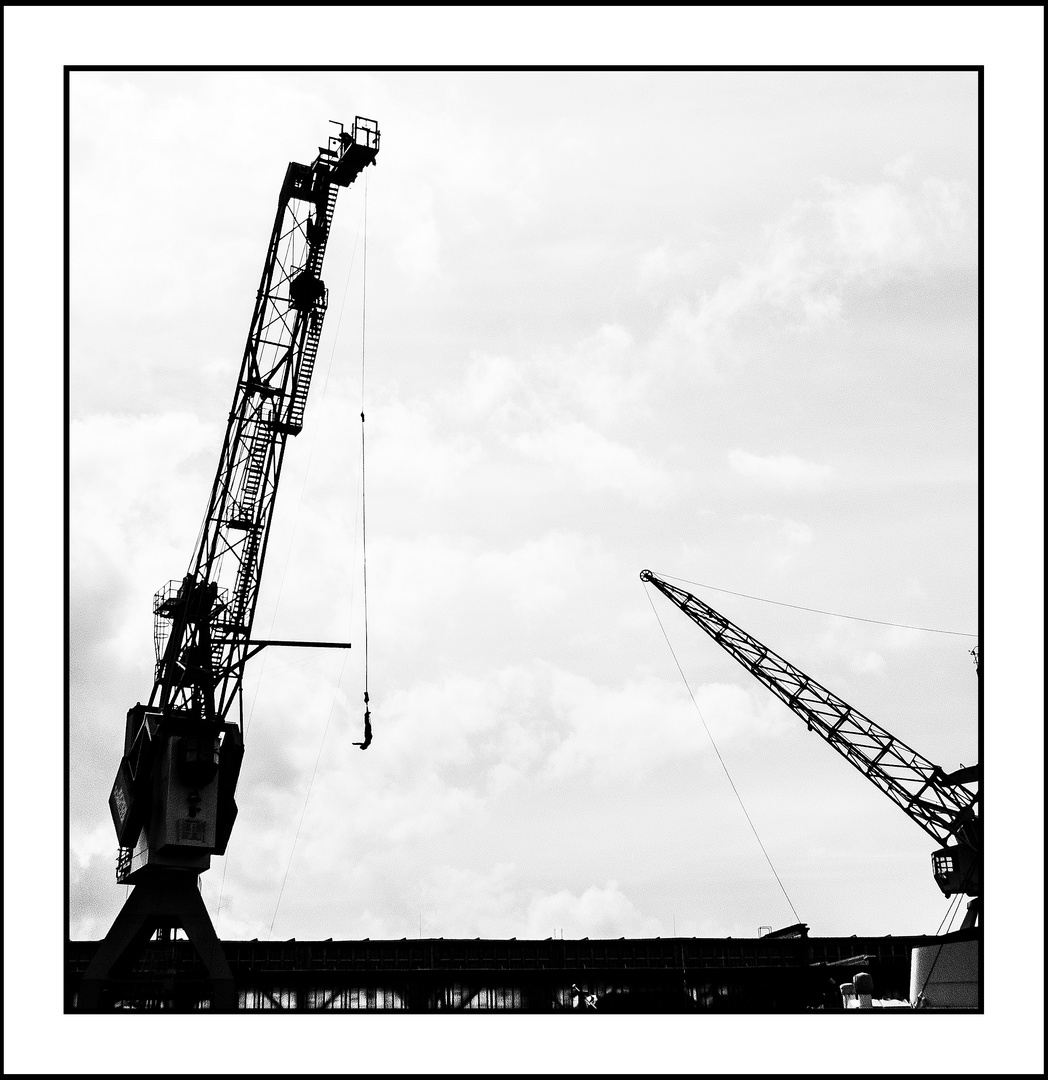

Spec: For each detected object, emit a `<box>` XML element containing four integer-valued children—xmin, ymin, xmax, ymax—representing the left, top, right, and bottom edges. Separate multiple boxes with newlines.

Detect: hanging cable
<box><xmin>913</xmin><ymin>856</ymin><xmax>980</xmax><ymax>1007</ymax></box>
<box><xmin>267</xmin><ymin>186</ymin><xmax>372</xmax><ymax>935</ymax></box>
<box><xmin>241</xmin><ymin>221</ymin><xmax>362</xmax><ymax>740</ymax></box>
<box><xmin>656</xmin><ymin>572</ymin><xmax>977</xmax><ymax>637</ymax></box>
<box><xmin>643</xmin><ymin>584</ymin><xmax>802</xmax><ymax>926</ymax></box>
<box><xmin>910</xmin><ymin>891</ymin><xmax>965</xmax><ymax>1009</ymax></box>
<box><xmin>354</xmin><ymin>172</ymin><xmax>372</xmax><ymax>750</ymax></box>
<box><xmin>216</xmin><ymin>852</ymin><xmax>229</xmax><ymax>937</ymax></box>
<box><xmin>231</xmin><ymin>199</ymin><xmax>367</xmax><ymax>929</ymax></box>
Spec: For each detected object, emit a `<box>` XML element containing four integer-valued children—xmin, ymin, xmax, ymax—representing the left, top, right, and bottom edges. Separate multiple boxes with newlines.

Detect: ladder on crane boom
<box><xmin>78</xmin><ymin>119</ymin><xmax>380</xmax><ymax>1012</ymax></box>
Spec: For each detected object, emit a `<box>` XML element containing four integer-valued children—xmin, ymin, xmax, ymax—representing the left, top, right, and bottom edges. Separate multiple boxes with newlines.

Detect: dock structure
<box><xmin>67</xmin><ymin>930</ymin><xmax>964</xmax><ymax>1011</ymax></box>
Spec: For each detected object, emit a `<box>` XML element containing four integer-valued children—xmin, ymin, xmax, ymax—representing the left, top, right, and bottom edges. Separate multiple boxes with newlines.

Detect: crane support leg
<box><xmin>77</xmin><ymin>871</ymin><xmax>235</xmax><ymax>1012</ymax></box>
<box><xmin>959</xmin><ymin>897</ymin><xmax>981</xmax><ymax>931</ymax></box>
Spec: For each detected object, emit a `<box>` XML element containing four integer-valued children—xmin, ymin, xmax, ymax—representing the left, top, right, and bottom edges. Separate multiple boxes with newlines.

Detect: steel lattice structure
<box><xmin>70</xmin><ymin>931</ymin><xmax>944</xmax><ymax>1012</ymax></box>
<box><xmin>85</xmin><ymin>121</ymin><xmax>381</xmax><ymax>1013</ymax></box>
<box><xmin>153</xmin><ymin>120</ymin><xmax>378</xmax><ymax>726</ymax></box>
<box><xmin>99</xmin><ymin>116</ymin><xmax>378</xmax><ymax>898</ymax></box>
<box><xmin>641</xmin><ymin>571</ymin><xmax>979</xmax><ymax>899</ymax></box>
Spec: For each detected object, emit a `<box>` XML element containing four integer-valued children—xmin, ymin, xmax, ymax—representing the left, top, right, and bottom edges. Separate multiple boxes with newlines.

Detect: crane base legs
<box><xmin>76</xmin><ymin>870</ymin><xmax>235</xmax><ymax>1012</ymax></box>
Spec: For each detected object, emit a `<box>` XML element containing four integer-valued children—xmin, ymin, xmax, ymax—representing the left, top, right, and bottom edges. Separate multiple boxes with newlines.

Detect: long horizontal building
<box><xmin>67</xmin><ymin>925</ymin><xmax>976</xmax><ymax>1011</ymax></box>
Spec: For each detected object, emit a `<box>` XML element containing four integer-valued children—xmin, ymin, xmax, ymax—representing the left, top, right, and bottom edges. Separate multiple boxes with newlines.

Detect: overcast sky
<box><xmin>65</xmin><ymin>66</ymin><xmax>988</xmax><ymax>949</ymax></box>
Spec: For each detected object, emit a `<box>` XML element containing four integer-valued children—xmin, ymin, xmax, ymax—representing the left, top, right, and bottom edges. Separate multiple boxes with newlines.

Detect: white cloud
<box><xmin>544</xmin><ymin>324</ymin><xmax>644</xmax><ymax>428</ymax></box>
<box><xmin>513</xmin><ymin>421</ymin><xmax>672</xmax><ymax>498</ymax></box>
<box><xmin>453</xmin><ymin>320</ymin><xmax>648</xmax><ymax>434</ymax></box>
<box><xmin>71</xmin><ymin>822</ymin><xmax>118</xmax><ymax>871</ymax></box>
<box><xmin>850</xmin><ymin>651</ymin><xmax>886</xmax><ymax>675</ymax></box>
<box><xmin>390</xmin><ymin>183</ymin><xmax>443</xmax><ymax>285</ymax></box>
<box><xmin>651</xmin><ymin>168</ymin><xmax>975</xmax><ymax>362</ymax></box>
<box><xmin>343</xmin><ymin>866</ymin><xmax>665</xmax><ymax>941</ymax></box>
<box><xmin>355</xmin><ymin>775</ymin><xmax>483</xmax><ymax>844</ymax></box>
<box><xmin>366</xmin><ymin>103</ymin><xmax>547</xmax><ymax>294</ymax></box>
<box><xmin>823</xmin><ymin>178</ymin><xmax>924</xmax><ymax>267</ymax></box>
<box><xmin>69</xmin><ymin>414</ymin><xmax>219</xmax><ymax>627</ymax></box>
<box><xmin>369</xmin><ymin>397</ymin><xmax>484</xmax><ymax>499</ymax></box>
<box><xmin>727</xmin><ymin>449</ymin><xmax>833</xmax><ymax>489</ymax></box>
<box><xmin>525</xmin><ymin>882</ymin><xmax>663</xmax><ymax>939</ymax></box>
<box><xmin>369</xmin><ymin>531</ymin><xmax>618</xmax><ymax>654</ymax></box>
<box><xmin>732</xmin><ymin>514</ymin><xmax>816</xmax><ymax>573</ymax></box>
<box><xmin>370</xmin><ymin>334</ymin><xmax>669</xmax><ymax>509</ymax></box>
<box><xmin>811</xmin><ymin>620</ymin><xmax>929</xmax><ymax>679</ymax></box>
<box><xmin>207</xmin><ymin>654</ymin><xmax>799</xmax><ymax>937</ymax></box>
<box><xmin>638</xmin><ymin>242</ymin><xmax>710</xmax><ymax>285</ymax></box>
<box><xmin>418</xmin><ymin>863</ymin><xmax>524</xmax><ymax>938</ymax></box>
<box><xmin>455</xmin><ymin>352</ymin><xmax>529</xmax><ymax>425</ymax></box>
<box><xmin>885</xmin><ymin>625</ymin><xmax>923</xmax><ymax>650</ymax></box>
<box><xmin>921</xmin><ymin>177</ymin><xmax>968</xmax><ymax>237</ymax></box>
<box><xmin>884</xmin><ymin>154</ymin><xmax>914</xmax><ymax>180</ymax></box>
<box><xmin>545</xmin><ymin>671</ymin><xmax>788</xmax><ymax>783</ymax></box>
<box><xmin>475</xmin><ymin>534</ymin><xmax>599</xmax><ymax>615</ymax></box>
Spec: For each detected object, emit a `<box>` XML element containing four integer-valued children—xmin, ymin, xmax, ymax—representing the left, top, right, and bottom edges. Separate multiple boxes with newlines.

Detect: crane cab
<box><xmin>932</xmin><ymin>844</ymin><xmax>980</xmax><ymax>897</ymax></box>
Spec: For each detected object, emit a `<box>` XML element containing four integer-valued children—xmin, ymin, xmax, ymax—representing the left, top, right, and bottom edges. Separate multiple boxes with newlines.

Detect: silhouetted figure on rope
<box><xmin>354</xmin><ymin>693</ymin><xmax>372</xmax><ymax>749</ymax></box>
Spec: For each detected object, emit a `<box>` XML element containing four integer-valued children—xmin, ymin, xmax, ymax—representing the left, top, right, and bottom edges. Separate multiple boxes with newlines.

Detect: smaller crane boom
<box><xmin>640</xmin><ymin>571</ymin><xmax>979</xmax><ymax>901</ymax></box>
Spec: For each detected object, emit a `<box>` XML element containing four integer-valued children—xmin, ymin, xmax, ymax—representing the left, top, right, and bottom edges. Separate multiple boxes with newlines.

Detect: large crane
<box><xmin>640</xmin><ymin>570</ymin><xmax>980</xmax><ymax>926</ymax></box>
<box><xmin>79</xmin><ymin>120</ymin><xmax>379</xmax><ymax>1011</ymax></box>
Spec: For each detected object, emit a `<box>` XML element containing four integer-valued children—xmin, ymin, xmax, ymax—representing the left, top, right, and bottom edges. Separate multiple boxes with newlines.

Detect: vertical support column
<box><xmin>77</xmin><ymin>871</ymin><xmax>235</xmax><ymax>1012</ymax></box>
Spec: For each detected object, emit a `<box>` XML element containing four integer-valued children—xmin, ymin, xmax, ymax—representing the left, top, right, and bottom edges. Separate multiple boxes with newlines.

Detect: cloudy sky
<box><xmin>65</xmin><ymin>66</ymin><xmax>987</xmax><ymax>950</ymax></box>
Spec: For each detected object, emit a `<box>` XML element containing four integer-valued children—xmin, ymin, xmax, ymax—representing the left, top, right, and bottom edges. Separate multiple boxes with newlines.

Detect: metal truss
<box><xmin>641</xmin><ymin>571</ymin><xmax>978</xmax><ymax>853</ymax></box>
<box><xmin>69</xmin><ymin>933</ymin><xmax>940</xmax><ymax>1012</ymax></box>
<box><xmin>149</xmin><ymin>119</ymin><xmax>379</xmax><ymax>727</ymax></box>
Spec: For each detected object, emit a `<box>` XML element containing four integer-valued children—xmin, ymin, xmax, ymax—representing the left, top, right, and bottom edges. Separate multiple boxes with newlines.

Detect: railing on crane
<box><xmin>84</xmin><ymin>120</ymin><xmax>380</xmax><ymax>1012</ymax></box>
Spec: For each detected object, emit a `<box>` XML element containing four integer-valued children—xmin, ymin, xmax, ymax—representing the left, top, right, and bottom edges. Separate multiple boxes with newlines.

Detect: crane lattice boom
<box><xmin>641</xmin><ymin>570</ymin><xmax>979</xmax><ymax>898</ymax></box>
<box><xmin>153</xmin><ymin>119</ymin><xmax>380</xmax><ymax>726</ymax></box>
<box><xmin>108</xmin><ymin>119</ymin><xmax>379</xmax><ymax>877</ymax></box>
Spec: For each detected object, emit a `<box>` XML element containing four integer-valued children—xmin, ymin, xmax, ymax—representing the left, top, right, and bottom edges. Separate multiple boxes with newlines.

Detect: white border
<box><xmin>4</xmin><ymin>5</ymin><xmax>1043</xmax><ymax>1074</ymax></box>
